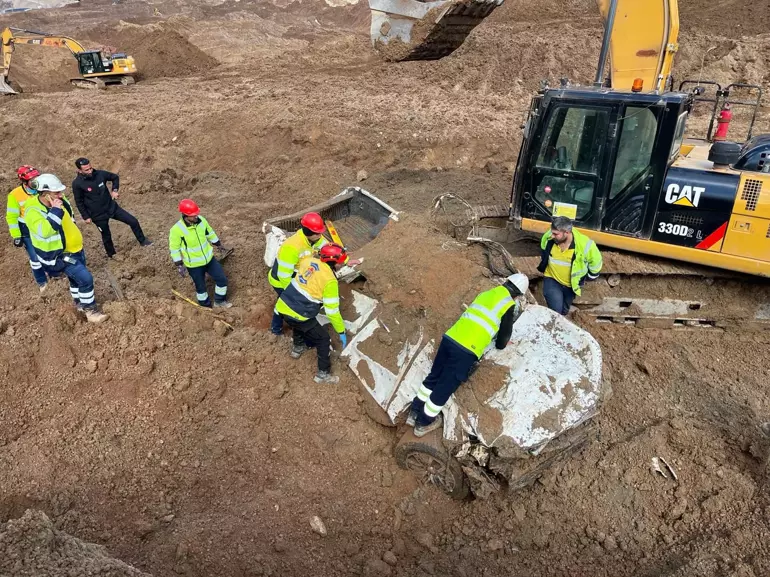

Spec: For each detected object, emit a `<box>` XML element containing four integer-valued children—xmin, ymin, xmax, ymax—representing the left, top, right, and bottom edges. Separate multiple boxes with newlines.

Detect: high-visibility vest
<box><xmin>539</xmin><ymin>229</ymin><xmax>603</xmax><ymax>296</ymax></box>
<box><xmin>24</xmin><ymin>195</ymin><xmax>83</xmax><ymax>267</ymax></box>
<box><xmin>268</xmin><ymin>230</ymin><xmax>327</xmax><ymax>289</ymax></box>
<box><xmin>5</xmin><ymin>185</ymin><xmax>35</xmax><ymax>239</ymax></box>
<box><xmin>445</xmin><ymin>285</ymin><xmax>516</xmax><ymax>358</ymax></box>
<box><xmin>275</xmin><ymin>256</ymin><xmax>345</xmax><ymax>333</ymax></box>
<box><xmin>169</xmin><ymin>217</ymin><xmax>218</xmax><ymax>268</ymax></box>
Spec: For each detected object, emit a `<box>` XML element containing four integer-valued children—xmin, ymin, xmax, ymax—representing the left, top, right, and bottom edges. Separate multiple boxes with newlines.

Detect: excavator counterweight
<box><xmin>369</xmin><ymin>0</ymin><xmax>503</xmax><ymax>61</ymax></box>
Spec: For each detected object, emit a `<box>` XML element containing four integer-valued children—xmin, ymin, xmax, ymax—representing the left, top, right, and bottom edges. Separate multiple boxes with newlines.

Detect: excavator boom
<box><xmin>596</xmin><ymin>0</ymin><xmax>679</xmax><ymax>92</ymax></box>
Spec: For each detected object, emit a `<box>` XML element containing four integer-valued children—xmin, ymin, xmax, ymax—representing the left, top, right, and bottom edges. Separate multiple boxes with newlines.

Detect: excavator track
<box><xmin>508</xmin><ymin>249</ymin><xmax>770</xmax><ymax>330</ymax></box>
<box><xmin>369</xmin><ymin>0</ymin><xmax>503</xmax><ymax>61</ymax></box>
<box><xmin>432</xmin><ymin>198</ymin><xmax>770</xmax><ymax>331</ymax></box>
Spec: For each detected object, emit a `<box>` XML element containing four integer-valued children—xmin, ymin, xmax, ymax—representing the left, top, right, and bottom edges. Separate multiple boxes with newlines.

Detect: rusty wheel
<box><xmin>395</xmin><ymin>437</ymin><xmax>469</xmax><ymax>500</ymax></box>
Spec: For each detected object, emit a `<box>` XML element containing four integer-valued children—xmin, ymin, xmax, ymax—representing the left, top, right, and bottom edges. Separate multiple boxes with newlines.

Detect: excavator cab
<box><xmin>76</xmin><ymin>51</ymin><xmax>113</xmax><ymax>75</ymax></box>
<box><xmin>513</xmin><ymin>88</ymin><xmax>691</xmax><ymax>238</ymax></box>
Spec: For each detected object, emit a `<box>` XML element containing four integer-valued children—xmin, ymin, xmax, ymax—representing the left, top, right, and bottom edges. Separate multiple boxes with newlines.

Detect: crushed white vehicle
<box><xmin>263</xmin><ymin>188</ymin><xmax>608</xmax><ymax>499</ymax></box>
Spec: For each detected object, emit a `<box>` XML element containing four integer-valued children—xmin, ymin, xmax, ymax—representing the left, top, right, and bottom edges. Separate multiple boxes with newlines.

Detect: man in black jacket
<box><xmin>72</xmin><ymin>157</ymin><xmax>152</xmax><ymax>258</ymax></box>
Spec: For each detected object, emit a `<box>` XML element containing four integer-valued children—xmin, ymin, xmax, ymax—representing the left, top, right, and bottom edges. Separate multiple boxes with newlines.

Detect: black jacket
<box><xmin>72</xmin><ymin>169</ymin><xmax>120</xmax><ymax>220</ymax></box>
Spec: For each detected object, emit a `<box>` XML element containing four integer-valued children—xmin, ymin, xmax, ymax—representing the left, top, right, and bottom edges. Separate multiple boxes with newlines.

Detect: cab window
<box><xmin>609</xmin><ymin>107</ymin><xmax>659</xmax><ymax>199</ymax></box>
<box><xmin>534</xmin><ymin>106</ymin><xmax>610</xmax><ymax>220</ymax></box>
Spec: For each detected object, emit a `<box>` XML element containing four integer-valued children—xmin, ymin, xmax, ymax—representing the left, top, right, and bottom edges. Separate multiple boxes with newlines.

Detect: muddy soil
<box><xmin>1</xmin><ymin>0</ymin><xmax>770</xmax><ymax>576</ymax></box>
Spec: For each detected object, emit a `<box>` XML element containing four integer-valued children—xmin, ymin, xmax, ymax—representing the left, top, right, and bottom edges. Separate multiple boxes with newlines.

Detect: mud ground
<box><xmin>1</xmin><ymin>0</ymin><xmax>770</xmax><ymax>575</ymax></box>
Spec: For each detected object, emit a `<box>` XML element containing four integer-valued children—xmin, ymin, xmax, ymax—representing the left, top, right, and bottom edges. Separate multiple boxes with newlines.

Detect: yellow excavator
<box><xmin>0</xmin><ymin>27</ymin><xmax>138</xmax><ymax>93</ymax></box>
<box><xmin>373</xmin><ymin>0</ymin><xmax>770</xmax><ymax>326</ymax></box>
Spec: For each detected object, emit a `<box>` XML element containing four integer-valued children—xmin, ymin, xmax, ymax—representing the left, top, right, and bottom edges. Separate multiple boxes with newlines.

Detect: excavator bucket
<box><xmin>369</xmin><ymin>0</ymin><xmax>503</xmax><ymax>61</ymax></box>
<box><xmin>0</xmin><ymin>76</ymin><xmax>17</xmax><ymax>94</ymax></box>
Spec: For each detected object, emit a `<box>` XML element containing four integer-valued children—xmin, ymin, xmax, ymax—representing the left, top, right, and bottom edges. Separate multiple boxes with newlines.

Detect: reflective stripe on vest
<box><xmin>445</xmin><ymin>286</ymin><xmax>515</xmax><ymax>357</ymax></box>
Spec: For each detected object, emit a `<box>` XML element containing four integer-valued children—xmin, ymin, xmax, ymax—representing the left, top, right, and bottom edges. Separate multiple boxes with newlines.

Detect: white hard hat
<box><xmin>505</xmin><ymin>273</ymin><xmax>529</xmax><ymax>295</ymax></box>
<box><xmin>31</xmin><ymin>173</ymin><xmax>66</xmax><ymax>193</ymax></box>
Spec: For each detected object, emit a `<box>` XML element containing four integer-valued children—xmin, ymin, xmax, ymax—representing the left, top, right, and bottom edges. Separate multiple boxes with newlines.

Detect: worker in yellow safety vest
<box><xmin>24</xmin><ymin>174</ymin><xmax>109</xmax><ymax>323</ymax></box>
<box><xmin>407</xmin><ymin>273</ymin><xmax>529</xmax><ymax>437</ymax></box>
<box><xmin>268</xmin><ymin>212</ymin><xmax>359</xmax><ymax>337</ymax></box>
<box><xmin>274</xmin><ymin>243</ymin><xmax>349</xmax><ymax>384</ymax></box>
<box><xmin>6</xmin><ymin>165</ymin><xmax>50</xmax><ymax>291</ymax></box>
<box><xmin>536</xmin><ymin>216</ymin><xmax>603</xmax><ymax>315</ymax></box>
<box><xmin>169</xmin><ymin>198</ymin><xmax>233</xmax><ymax>308</ymax></box>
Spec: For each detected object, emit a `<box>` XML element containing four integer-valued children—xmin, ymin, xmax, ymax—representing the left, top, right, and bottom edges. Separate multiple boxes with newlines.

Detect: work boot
<box><xmin>140</xmin><ymin>239</ymin><xmax>153</xmax><ymax>247</ymax></box>
<box><xmin>75</xmin><ymin>302</ymin><xmax>85</xmax><ymax>313</ymax></box>
<box><xmin>314</xmin><ymin>370</ymin><xmax>339</xmax><ymax>384</ymax></box>
<box><xmin>38</xmin><ymin>283</ymin><xmax>48</xmax><ymax>295</ymax></box>
<box><xmin>213</xmin><ymin>301</ymin><xmax>233</xmax><ymax>309</ymax></box>
<box><xmin>85</xmin><ymin>310</ymin><xmax>109</xmax><ymax>324</ymax></box>
<box><xmin>290</xmin><ymin>343</ymin><xmax>309</xmax><ymax>359</ymax></box>
<box><xmin>405</xmin><ymin>406</ymin><xmax>419</xmax><ymax>427</ymax></box>
<box><xmin>414</xmin><ymin>415</ymin><xmax>443</xmax><ymax>438</ymax></box>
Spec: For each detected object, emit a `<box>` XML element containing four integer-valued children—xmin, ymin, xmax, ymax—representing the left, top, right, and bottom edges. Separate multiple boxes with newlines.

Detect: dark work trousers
<box><xmin>412</xmin><ymin>336</ymin><xmax>478</xmax><ymax>426</ymax></box>
<box><xmin>93</xmin><ymin>206</ymin><xmax>146</xmax><ymax>257</ymax></box>
<box><xmin>282</xmin><ymin>315</ymin><xmax>331</xmax><ymax>373</ymax></box>
<box><xmin>22</xmin><ymin>235</ymin><xmax>49</xmax><ymax>286</ymax></box>
<box><xmin>186</xmin><ymin>258</ymin><xmax>228</xmax><ymax>307</ymax></box>
<box><xmin>45</xmin><ymin>250</ymin><xmax>96</xmax><ymax>311</ymax></box>
<box><xmin>542</xmin><ymin>276</ymin><xmax>577</xmax><ymax>315</ymax></box>
<box><xmin>271</xmin><ymin>287</ymin><xmax>284</xmax><ymax>335</ymax></box>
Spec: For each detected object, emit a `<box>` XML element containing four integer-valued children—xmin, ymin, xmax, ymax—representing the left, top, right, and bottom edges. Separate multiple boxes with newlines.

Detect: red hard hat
<box><xmin>17</xmin><ymin>165</ymin><xmax>40</xmax><ymax>182</ymax></box>
<box><xmin>179</xmin><ymin>198</ymin><xmax>200</xmax><ymax>217</ymax></box>
<box><xmin>319</xmin><ymin>243</ymin><xmax>348</xmax><ymax>265</ymax></box>
<box><xmin>300</xmin><ymin>212</ymin><xmax>325</xmax><ymax>234</ymax></box>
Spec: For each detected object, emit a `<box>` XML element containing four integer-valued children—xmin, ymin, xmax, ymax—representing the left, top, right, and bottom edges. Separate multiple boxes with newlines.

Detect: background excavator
<box><xmin>0</xmin><ymin>26</ymin><xmax>137</xmax><ymax>93</ymax></box>
<box><xmin>371</xmin><ymin>0</ymin><xmax>770</xmax><ymax>327</ymax></box>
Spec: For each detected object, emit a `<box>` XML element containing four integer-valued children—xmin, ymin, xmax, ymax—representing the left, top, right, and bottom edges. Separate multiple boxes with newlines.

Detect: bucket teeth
<box><xmin>369</xmin><ymin>0</ymin><xmax>504</xmax><ymax>61</ymax></box>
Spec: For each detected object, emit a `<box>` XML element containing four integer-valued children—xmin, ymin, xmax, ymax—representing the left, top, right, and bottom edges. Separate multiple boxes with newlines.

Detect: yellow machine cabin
<box><xmin>509</xmin><ymin>0</ymin><xmax>770</xmax><ymax>277</ymax></box>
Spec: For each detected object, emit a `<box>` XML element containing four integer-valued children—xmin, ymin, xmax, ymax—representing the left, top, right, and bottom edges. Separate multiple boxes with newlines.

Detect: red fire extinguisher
<box><xmin>714</xmin><ymin>103</ymin><xmax>732</xmax><ymax>141</ymax></box>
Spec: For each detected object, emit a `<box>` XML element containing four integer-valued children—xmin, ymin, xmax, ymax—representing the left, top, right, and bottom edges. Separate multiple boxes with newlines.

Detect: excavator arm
<box><xmin>369</xmin><ymin>0</ymin><xmax>680</xmax><ymax>89</ymax></box>
<box><xmin>1</xmin><ymin>27</ymin><xmax>87</xmax><ymax>92</ymax></box>
<box><xmin>596</xmin><ymin>0</ymin><xmax>679</xmax><ymax>92</ymax></box>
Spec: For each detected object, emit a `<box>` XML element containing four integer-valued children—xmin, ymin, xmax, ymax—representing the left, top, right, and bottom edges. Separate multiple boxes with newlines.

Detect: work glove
<box><xmin>13</xmin><ymin>238</ymin><xmax>23</xmax><ymax>248</ymax></box>
<box><xmin>339</xmin><ymin>332</ymin><xmax>348</xmax><ymax>349</ymax></box>
<box><xmin>176</xmin><ymin>264</ymin><xmax>187</xmax><ymax>278</ymax></box>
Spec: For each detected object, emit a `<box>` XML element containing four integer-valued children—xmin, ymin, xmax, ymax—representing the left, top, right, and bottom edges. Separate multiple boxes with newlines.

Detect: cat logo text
<box><xmin>665</xmin><ymin>183</ymin><xmax>704</xmax><ymax>208</ymax></box>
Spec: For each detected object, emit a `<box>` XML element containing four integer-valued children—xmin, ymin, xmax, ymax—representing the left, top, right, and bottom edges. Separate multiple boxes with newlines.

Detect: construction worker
<box><xmin>169</xmin><ymin>199</ymin><xmax>232</xmax><ymax>309</ymax></box>
<box><xmin>72</xmin><ymin>157</ymin><xmax>152</xmax><ymax>258</ymax></box>
<box><xmin>268</xmin><ymin>212</ymin><xmax>360</xmax><ymax>336</ymax></box>
<box><xmin>274</xmin><ymin>243</ymin><xmax>348</xmax><ymax>384</ymax></box>
<box><xmin>6</xmin><ymin>165</ymin><xmax>50</xmax><ymax>292</ymax></box>
<box><xmin>536</xmin><ymin>216</ymin><xmax>603</xmax><ymax>315</ymax></box>
<box><xmin>407</xmin><ymin>273</ymin><xmax>529</xmax><ymax>437</ymax></box>
<box><xmin>24</xmin><ymin>174</ymin><xmax>109</xmax><ymax>323</ymax></box>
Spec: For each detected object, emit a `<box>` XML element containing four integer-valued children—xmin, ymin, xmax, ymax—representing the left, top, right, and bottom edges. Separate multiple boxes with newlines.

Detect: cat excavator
<box><xmin>373</xmin><ymin>0</ymin><xmax>770</xmax><ymax>327</ymax></box>
<box><xmin>0</xmin><ymin>27</ymin><xmax>138</xmax><ymax>93</ymax></box>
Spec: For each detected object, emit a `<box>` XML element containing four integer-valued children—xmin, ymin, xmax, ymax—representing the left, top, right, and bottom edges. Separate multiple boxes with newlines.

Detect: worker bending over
<box><xmin>268</xmin><ymin>212</ymin><xmax>360</xmax><ymax>337</ymax></box>
<box><xmin>275</xmin><ymin>244</ymin><xmax>348</xmax><ymax>384</ymax></box>
<box><xmin>537</xmin><ymin>216</ymin><xmax>602</xmax><ymax>315</ymax></box>
<box><xmin>268</xmin><ymin>212</ymin><xmax>329</xmax><ymax>337</ymax></box>
<box><xmin>408</xmin><ymin>273</ymin><xmax>529</xmax><ymax>437</ymax></box>
<box><xmin>6</xmin><ymin>165</ymin><xmax>50</xmax><ymax>292</ymax></box>
<box><xmin>24</xmin><ymin>174</ymin><xmax>108</xmax><ymax>323</ymax></box>
<box><xmin>169</xmin><ymin>199</ymin><xmax>232</xmax><ymax>308</ymax></box>
<box><xmin>72</xmin><ymin>157</ymin><xmax>152</xmax><ymax>258</ymax></box>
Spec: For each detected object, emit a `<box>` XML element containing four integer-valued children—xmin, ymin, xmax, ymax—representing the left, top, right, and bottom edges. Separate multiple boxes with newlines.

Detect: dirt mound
<box><xmin>6</xmin><ymin>44</ymin><xmax>80</xmax><ymax>93</ymax></box>
<box><xmin>84</xmin><ymin>22</ymin><xmax>219</xmax><ymax>80</ymax></box>
<box><xmin>357</xmin><ymin>217</ymin><xmax>493</xmax><ymax>337</ymax></box>
<box><xmin>1</xmin><ymin>510</ymin><xmax>152</xmax><ymax>577</ymax></box>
